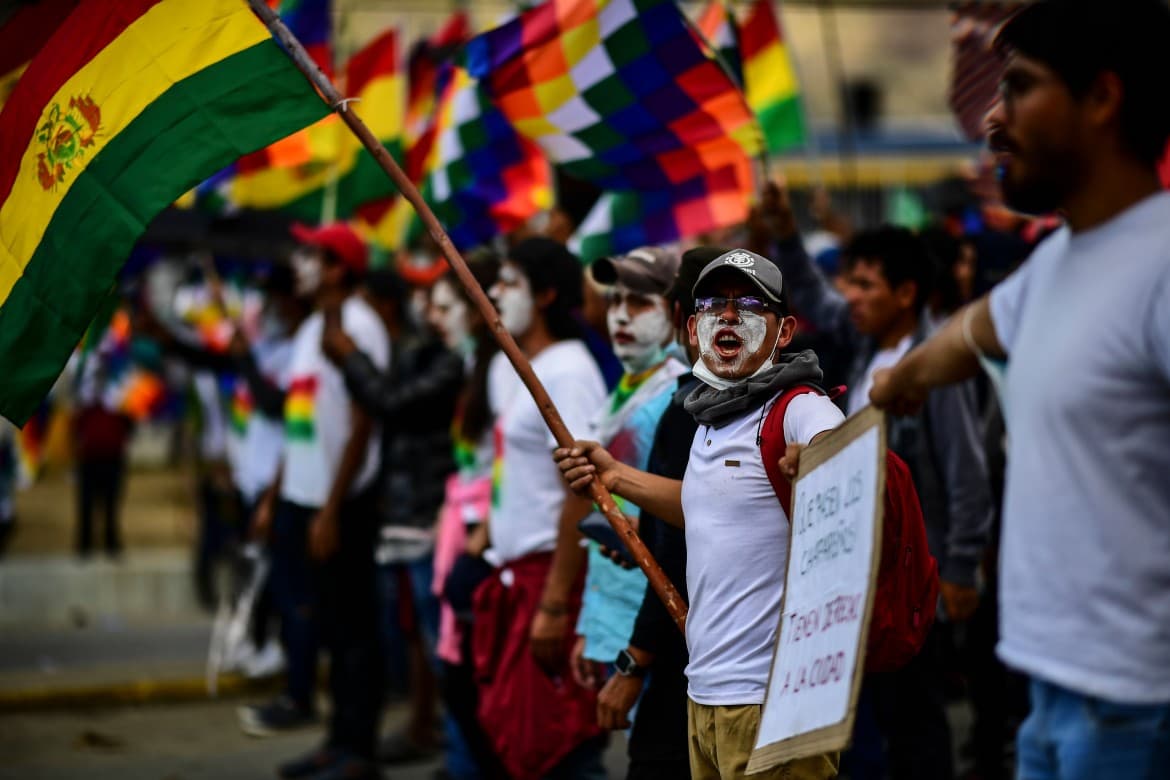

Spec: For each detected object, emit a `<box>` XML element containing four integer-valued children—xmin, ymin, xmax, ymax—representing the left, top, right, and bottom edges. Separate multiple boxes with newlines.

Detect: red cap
<box><xmin>291</xmin><ymin>222</ymin><xmax>368</xmax><ymax>276</ymax></box>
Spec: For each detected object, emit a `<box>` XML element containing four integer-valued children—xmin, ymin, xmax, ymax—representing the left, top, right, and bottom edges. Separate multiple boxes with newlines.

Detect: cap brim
<box><xmin>290</xmin><ymin>222</ymin><xmax>319</xmax><ymax>245</ymax></box>
<box><xmin>591</xmin><ymin>256</ymin><xmax>669</xmax><ymax>295</ymax></box>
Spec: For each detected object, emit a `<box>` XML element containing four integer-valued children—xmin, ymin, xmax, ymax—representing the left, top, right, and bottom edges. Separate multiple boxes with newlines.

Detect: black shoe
<box><xmin>238</xmin><ymin>695</ymin><xmax>317</xmax><ymax>738</ymax></box>
<box><xmin>276</xmin><ymin>747</ymin><xmax>337</xmax><ymax>779</ymax></box>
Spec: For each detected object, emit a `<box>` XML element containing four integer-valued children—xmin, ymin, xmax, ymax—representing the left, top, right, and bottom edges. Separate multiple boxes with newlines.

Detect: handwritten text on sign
<box><xmin>755</xmin><ymin>425</ymin><xmax>881</xmax><ymax>749</ymax></box>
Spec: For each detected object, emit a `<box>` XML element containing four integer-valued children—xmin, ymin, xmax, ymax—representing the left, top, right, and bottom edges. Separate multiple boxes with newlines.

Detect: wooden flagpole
<box><xmin>248</xmin><ymin>0</ymin><xmax>688</xmax><ymax>632</ymax></box>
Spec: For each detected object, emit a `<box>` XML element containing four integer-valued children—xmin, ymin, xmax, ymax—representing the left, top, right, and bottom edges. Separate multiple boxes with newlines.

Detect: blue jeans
<box><xmin>1017</xmin><ymin>678</ymin><xmax>1170</xmax><ymax>779</ymax></box>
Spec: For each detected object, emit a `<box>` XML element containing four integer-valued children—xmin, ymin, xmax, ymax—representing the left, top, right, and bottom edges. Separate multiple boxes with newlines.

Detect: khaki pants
<box><xmin>687</xmin><ymin>699</ymin><xmax>839</xmax><ymax>779</ymax></box>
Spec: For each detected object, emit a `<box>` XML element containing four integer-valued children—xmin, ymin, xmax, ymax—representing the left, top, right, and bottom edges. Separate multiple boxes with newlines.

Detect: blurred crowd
<box><xmin>6</xmin><ymin>2</ymin><xmax>1170</xmax><ymax>779</ymax></box>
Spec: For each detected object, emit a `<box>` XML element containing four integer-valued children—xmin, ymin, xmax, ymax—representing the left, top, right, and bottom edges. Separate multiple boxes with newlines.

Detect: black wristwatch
<box><xmin>614</xmin><ymin>648</ymin><xmax>647</xmax><ymax>678</ymax></box>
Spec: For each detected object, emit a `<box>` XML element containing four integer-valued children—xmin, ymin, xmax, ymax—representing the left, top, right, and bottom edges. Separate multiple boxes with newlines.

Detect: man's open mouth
<box><xmin>713</xmin><ymin>328</ymin><xmax>743</xmax><ymax>359</ymax></box>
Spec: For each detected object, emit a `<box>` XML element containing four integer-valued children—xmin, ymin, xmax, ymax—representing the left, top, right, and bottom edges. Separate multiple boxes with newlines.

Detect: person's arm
<box><xmin>869</xmin><ymin>296</ymin><xmax>1004</xmax><ymax>416</ymax></box>
<box><xmin>554</xmin><ymin>442</ymin><xmax>685</xmax><ymax>527</ymax></box>
<box><xmin>751</xmin><ymin>181</ymin><xmax>852</xmax><ymax>340</ymax></box>
<box><xmin>308</xmin><ymin>401</ymin><xmax>374</xmax><ymax>560</ymax></box>
<box><xmin>235</xmin><ymin>349</ymin><xmax>287</xmax><ymax>419</ymax></box>
<box><xmin>530</xmin><ymin>490</ymin><xmax>594</xmax><ymax>673</ymax></box>
<box><xmin>340</xmin><ymin>347</ymin><xmax>463</xmax><ymax>422</ymax></box>
<box><xmin>925</xmin><ymin>380</ymin><xmax>994</xmax><ymax>621</ymax></box>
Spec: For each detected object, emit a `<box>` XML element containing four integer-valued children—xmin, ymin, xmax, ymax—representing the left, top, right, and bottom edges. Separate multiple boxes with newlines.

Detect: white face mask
<box><xmin>606</xmin><ymin>288</ymin><xmax>672</xmax><ymax>375</ymax></box>
<box><xmin>489</xmin><ymin>264</ymin><xmax>534</xmax><ymax>338</ymax></box>
<box><xmin>291</xmin><ymin>248</ymin><xmax>322</xmax><ymax>298</ymax></box>
<box><xmin>695</xmin><ymin>309</ymin><xmax>772</xmax><ymax>378</ymax></box>
<box><xmin>429</xmin><ymin>279</ymin><xmax>471</xmax><ymax>351</ymax></box>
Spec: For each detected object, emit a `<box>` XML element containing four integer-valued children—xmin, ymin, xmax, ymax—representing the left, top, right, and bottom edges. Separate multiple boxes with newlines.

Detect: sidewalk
<box><xmin>0</xmin><ymin>463</ymin><xmax>258</xmax><ymax>709</ymax></box>
<box><xmin>0</xmin><ymin>617</ymin><xmax>275</xmax><ymax>711</ymax></box>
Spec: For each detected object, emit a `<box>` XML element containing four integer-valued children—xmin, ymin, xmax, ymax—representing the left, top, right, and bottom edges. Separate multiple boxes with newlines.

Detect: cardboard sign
<box><xmin>747</xmin><ymin>406</ymin><xmax>886</xmax><ymax>773</ymax></box>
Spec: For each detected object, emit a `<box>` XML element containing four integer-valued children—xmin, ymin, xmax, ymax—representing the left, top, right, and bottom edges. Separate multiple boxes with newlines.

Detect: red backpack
<box><xmin>759</xmin><ymin>385</ymin><xmax>939</xmax><ymax>673</ymax></box>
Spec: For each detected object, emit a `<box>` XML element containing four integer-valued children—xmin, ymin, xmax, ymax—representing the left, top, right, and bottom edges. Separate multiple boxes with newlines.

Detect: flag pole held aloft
<box><xmin>246</xmin><ymin>0</ymin><xmax>688</xmax><ymax>633</ymax></box>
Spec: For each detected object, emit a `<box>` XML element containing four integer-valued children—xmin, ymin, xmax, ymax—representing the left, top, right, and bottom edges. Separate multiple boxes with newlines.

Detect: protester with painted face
<box><xmin>317</xmin><ymin>266</ymin><xmax>464</xmax><ymax>767</ymax></box>
<box><xmin>871</xmin><ymin>1</ymin><xmax>1170</xmax><ymax>775</ymax></box>
<box><xmin>554</xmin><ymin>249</ymin><xmax>843</xmax><ymax>780</ymax></box>
<box><xmin>567</xmin><ymin>247</ymin><xmax>687</xmax><ymax>695</ymax></box>
<box><xmin>476</xmin><ymin>237</ymin><xmax>608</xmax><ymax>778</ymax></box>
<box><xmin>426</xmin><ymin>254</ymin><xmax>512</xmax><ymax>780</ymax></box>
<box><xmin>246</xmin><ymin>223</ymin><xmax>390</xmax><ymax>780</ymax></box>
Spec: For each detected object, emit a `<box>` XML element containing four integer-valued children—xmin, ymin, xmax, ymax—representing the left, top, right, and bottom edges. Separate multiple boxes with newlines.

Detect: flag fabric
<box><xmin>229</xmin><ymin>28</ymin><xmax>405</xmax><ymax>221</ymax></box>
<box><xmin>740</xmin><ymin>0</ymin><xmax>805</xmax><ymax>153</ymax></box>
<box><xmin>267</xmin><ymin>0</ymin><xmax>333</xmax><ymax>79</ymax></box>
<box><xmin>417</xmin><ymin>64</ymin><xmax>553</xmax><ymax>250</ymax></box>
<box><xmin>949</xmin><ymin>2</ymin><xmax>1016</xmax><ymax>142</ymax></box>
<box><xmin>570</xmin><ymin>159</ymin><xmax>751</xmax><ymax>263</ymax></box>
<box><xmin>406</xmin><ymin>11</ymin><xmax>470</xmax><ymax>148</ymax></box>
<box><xmin>0</xmin><ymin>0</ymin><xmax>328</xmax><ymax>423</ymax></box>
<box><xmin>0</xmin><ymin>0</ymin><xmax>83</xmax><ymax>109</ymax></box>
<box><xmin>196</xmin><ymin>0</ymin><xmax>335</xmax><ymax>211</ymax></box>
<box><xmin>696</xmin><ymin>0</ymin><xmax>742</xmax><ymax>88</ymax></box>
<box><xmin>464</xmin><ymin>0</ymin><xmax>761</xmax><ymax>194</ymax></box>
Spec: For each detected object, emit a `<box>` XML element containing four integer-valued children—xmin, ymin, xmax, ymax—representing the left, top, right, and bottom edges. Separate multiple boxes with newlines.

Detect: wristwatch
<box><xmin>614</xmin><ymin>648</ymin><xmax>647</xmax><ymax>678</ymax></box>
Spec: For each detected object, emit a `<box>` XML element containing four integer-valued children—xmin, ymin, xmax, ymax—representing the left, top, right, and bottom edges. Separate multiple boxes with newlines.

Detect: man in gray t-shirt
<box><xmin>871</xmin><ymin>1</ymin><xmax>1170</xmax><ymax>777</ymax></box>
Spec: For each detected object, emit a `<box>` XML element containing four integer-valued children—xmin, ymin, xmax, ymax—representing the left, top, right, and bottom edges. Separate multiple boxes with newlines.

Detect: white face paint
<box><xmin>291</xmin><ymin>248</ymin><xmax>322</xmax><ymax>298</ymax></box>
<box><xmin>606</xmin><ymin>287</ymin><xmax>672</xmax><ymax>374</ymax></box>
<box><xmin>429</xmin><ymin>279</ymin><xmax>471</xmax><ymax>351</ymax></box>
<box><xmin>696</xmin><ymin>308</ymin><xmax>771</xmax><ymax>378</ymax></box>
<box><xmin>489</xmin><ymin>263</ymin><xmax>534</xmax><ymax>338</ymax></box>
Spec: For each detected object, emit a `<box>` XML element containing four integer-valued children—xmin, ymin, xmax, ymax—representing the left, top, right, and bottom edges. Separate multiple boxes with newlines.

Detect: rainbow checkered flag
<box><xmin>464</xmin><ymin>0</ymin><xmax>761</xmax><ymax>197</ymax></box>
<box><xmin>571</xmin><ymin>160</ymin><xmax>752</xmax><ymax>263</ymax></box>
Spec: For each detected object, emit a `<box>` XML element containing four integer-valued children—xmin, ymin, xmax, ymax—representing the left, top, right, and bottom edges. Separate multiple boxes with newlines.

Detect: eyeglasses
<box><xmin>694</xmin><ymin>295</ymin><xmax>775</xmax><ymax>315</ymax></box>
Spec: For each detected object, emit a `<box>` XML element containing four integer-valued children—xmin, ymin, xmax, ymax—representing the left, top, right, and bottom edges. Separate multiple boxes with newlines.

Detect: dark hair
<box><xmin>508</xmin><ymin>237</ymin><xmax>583</xmax><ymax>341</ymax></box>
<box><xmin>843</xmin><ymin>226</ymin><xmax>934</xmax><ymax>312</ymax></box>
<box><xmin>453</xmin><ymin>248</ymin><xmax>501</xmax><ymax>444</ymax></box>
<box><xmin>365</xmin><ymin>267</ymin><xmax>408</xmax><ymax>308</ymax></box>
<box><xmin>995</xmin><ymin>0</ymin><xmax>1170</xmax><ymax>165</ymax></box>
<box><xmin>918</xmin><ymin>226</ymin><xmax>963</xmax><ymax>314</ymax></box>
<box><xmin>670</xmin><ymin>246</ymin><xmax>729</xmax><ymax>317</ymax></box>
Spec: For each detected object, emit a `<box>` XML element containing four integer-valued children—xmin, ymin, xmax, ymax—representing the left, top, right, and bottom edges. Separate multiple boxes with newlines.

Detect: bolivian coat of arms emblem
<box><xmin>35</xmin><ymin>95</ymin><xmax>102</xmax><ymax>191</ymax></box>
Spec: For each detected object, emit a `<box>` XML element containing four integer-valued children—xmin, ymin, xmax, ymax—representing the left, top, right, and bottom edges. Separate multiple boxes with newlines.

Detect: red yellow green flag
<box><xmin>0</xmin><ymin>0</ymin><xmax>327</xmax><ymax>424</ymax></box>
<box><xmin>227</xmin><ymin>28</ymin><xmax>405</xmax><ymax>222</ymax></box>
<box><xmin>741</xmin><ymin>0</ymin><xmax>806</xmax><ymax>153</ymax></box>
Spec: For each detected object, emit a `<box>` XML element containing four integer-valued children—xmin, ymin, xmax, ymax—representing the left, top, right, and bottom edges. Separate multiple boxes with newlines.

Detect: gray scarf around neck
<box><xmin>684</xmin><ymin>349</ymin><xmax>824</xmax><ymax>428</ymax></box>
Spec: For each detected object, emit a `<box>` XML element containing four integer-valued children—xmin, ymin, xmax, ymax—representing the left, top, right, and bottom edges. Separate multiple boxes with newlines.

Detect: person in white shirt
<box><xmin>245</xmin><ymin>223</ymin><xmax>390</xmax><ymax>780</ymax></box>
<box><xmin>555</xmin><ymin>249</ymin><xmax>842</xmax><ymax>780</ymax></box>
<box><xmin>870</xmin><ymin>2</ymin><xmax>1170</xmax><ymax>777</ymax></box>
<box><xmin>473</xmin><ymin>237</ymin><xmax>608</xmax><ymax>779</ymax></box>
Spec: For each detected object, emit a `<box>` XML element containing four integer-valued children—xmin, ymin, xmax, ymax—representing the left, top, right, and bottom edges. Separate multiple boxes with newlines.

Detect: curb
<box><xmin>0</xmin><ymin>673</ymin><xmax>280</xmax><ymax>713</ymax></box>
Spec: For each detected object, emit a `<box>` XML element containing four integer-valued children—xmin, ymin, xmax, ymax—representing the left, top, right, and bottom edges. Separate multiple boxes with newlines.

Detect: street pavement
<box><xmin>0</xmin><ymin>697</ymin><xmax>631</xmax><ymax>780</ymax></box>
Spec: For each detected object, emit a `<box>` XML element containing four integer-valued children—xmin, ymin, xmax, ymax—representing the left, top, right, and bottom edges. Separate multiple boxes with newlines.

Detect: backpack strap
<box><xmin>759</xmin><ymin>384</ymin><xmax>825</xmax><ymax>518</ymax></box>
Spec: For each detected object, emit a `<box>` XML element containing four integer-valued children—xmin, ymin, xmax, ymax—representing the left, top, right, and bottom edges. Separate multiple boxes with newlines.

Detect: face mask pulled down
<box><xmin>694</xmin><ymin>309</ymin><xmax>779</xmax><ymax>390</ymax></box>
<box><xmin>607</xmin><ymin>299</ymin><xmax>672</xmax><ymax>374</ymax></box>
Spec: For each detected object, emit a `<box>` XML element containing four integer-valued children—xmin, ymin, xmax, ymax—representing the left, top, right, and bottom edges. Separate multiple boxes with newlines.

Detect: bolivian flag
<box><xmin>0</xmin><ymin>0</ymin><xmax>328</xmax><ymax>424</ymax></box>
<box><xmin>741</xmin><ymin>0</ymin><xmax>806</xmax><ymax>153</ymax></box>
<box><xmin>229</xmin><ymin>27</ymin><xmax>405</xmax><ymax>222</ymax></box>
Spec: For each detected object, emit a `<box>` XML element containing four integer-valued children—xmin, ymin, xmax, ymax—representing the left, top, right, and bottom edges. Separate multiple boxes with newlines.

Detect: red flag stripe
<box><xmin>0</xmin><ymin>0</ymin><xmax>164</xmax><ymax>204</ymax></box>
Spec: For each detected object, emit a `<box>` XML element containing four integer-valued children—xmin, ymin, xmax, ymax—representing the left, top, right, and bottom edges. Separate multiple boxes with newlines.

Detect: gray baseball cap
<box><xmin>591</xmin><ymin>246</ymin><xmax>680</xmax><ymax>297</ymax></box>
<box><xmin>692</xmin><ymin>249</ymin><xmax>785</xmax><ymax>308</ymax></box>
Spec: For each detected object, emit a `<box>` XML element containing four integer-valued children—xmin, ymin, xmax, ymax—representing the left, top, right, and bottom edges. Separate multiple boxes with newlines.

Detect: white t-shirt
<box><xmin>487</xmin><ymin>341</ymin><xmax>606</xmax><ymax>565</ymax></box>
<box><xmin>682</xmin><ymin>391</ymin><xmax>845</xmax><ymax>705</ymax></box>
<box><xmin>280</xmin><ymin>297</ymin><xmax>390</xmax><ymax>509</ymax></box>
<box><xmin>227</xmin><ymin>337</ymin><xmax>292</xmax><ymax>506</ymax></box>
<box><xmin>848</xmin><ymin>333</ymin><xmax>914</xmax><ymax>417</ymax></box>
<box><xmin>989</xmin><ymin>192</ymin><xmax>1170</xmax><ymax>704</ymax></box>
